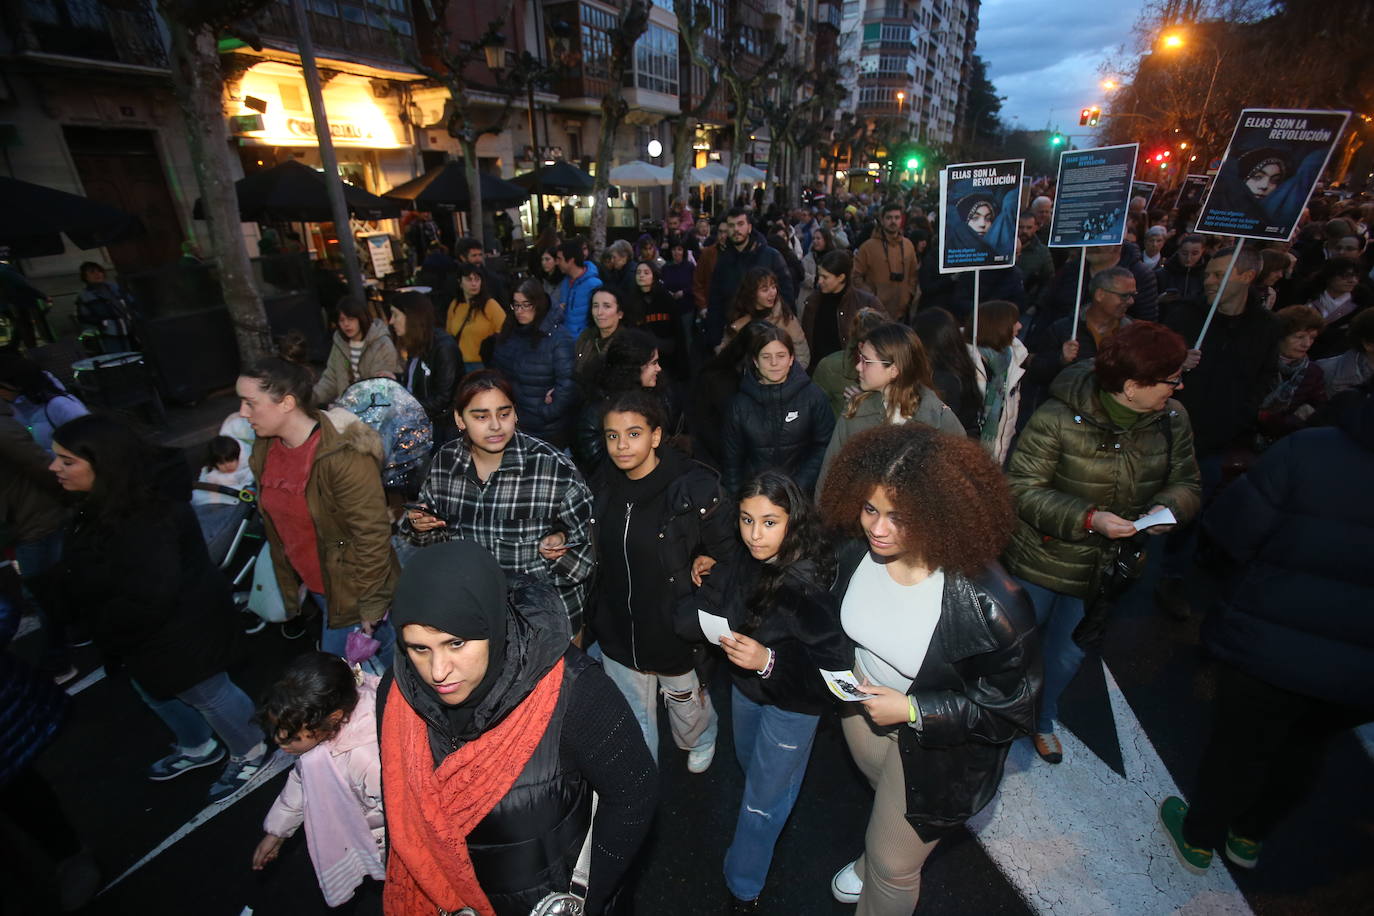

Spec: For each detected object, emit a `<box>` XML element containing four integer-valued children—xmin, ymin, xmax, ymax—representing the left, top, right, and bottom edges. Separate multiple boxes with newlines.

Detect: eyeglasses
<box><xmin>1104</xmin><ymin>288</ymin><xmax>1137</xmax><ymax>300</ymax></box>
<box><xmin>857</xmin><ymin>356</ymin><xmax>893</xmax><ymax>368</ymax></box>
<box><xmin>512</xmin><ymin>301</ymin><xmax>535</xmax><ymax>311</ymax></box>
<box><xmin>1154</xmin><ymin>375</ymin><xmax>1184</xmax><ymax>389</ymax></box>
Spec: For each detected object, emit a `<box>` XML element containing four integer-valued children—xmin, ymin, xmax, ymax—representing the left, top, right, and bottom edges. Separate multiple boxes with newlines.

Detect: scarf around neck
<box><xmin>381</xmin><ymin>659</ymin><xmax>564</xmax><ymax>916</ymax></box>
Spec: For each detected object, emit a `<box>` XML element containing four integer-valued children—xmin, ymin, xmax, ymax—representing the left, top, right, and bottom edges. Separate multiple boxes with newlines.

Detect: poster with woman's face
<box><xmin>1196</xmin><ymin>109</ymin><xmax>1350</xmax><ymax>241</ymax></box>
<box><xmin>938</xmin><ymin>159</ymin><xmax>1024</xmax><ymax>273</ymax></box>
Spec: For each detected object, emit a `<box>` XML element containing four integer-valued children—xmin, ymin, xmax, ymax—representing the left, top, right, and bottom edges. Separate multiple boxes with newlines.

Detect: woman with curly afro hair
<box><xmin>817</xmin><ymin>423</ymin><xmax>1039</xmax><ymax>916</ymax></box>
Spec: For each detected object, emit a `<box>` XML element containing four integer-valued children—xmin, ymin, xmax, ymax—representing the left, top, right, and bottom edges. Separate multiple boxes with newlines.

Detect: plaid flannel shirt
<box><xmin>402</xmin><ymin>432</ymin><xmax>596</xmax><ymax>632</ymax></box>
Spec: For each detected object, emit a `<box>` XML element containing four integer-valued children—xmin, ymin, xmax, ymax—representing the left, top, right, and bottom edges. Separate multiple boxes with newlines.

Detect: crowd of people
<box><xmin>2</xmin><ymin>175</ymin><xmax>1372</xmax><ymax>915</ymax></box>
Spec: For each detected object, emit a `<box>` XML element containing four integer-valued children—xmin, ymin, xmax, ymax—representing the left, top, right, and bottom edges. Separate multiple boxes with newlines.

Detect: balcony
<box><xmin>816</xmin><ymin>0</ymin><xmax>841</xmax><ymax>30</ymax></box>
<box><xmin>254</xmin><ymin>0</ymin><xmax>417</xmax><ymax>68</ymax></box>
<box><xmin>9</xmin><ymin>0</ymin><xmax>168</xmax><ymax>70</ymax></box>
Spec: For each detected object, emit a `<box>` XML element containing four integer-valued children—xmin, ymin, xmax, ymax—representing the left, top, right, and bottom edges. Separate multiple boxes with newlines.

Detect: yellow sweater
<box><xmin>446</xmin><ymin>297</ymin><xmax>506</xmax><ymax>363</ymax></box>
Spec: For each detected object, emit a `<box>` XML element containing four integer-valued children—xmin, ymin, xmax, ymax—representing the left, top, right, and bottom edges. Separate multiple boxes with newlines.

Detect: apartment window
<box><xmin>633</xmin><ymin>23</ymin><xmax>678</xmax><ymax>94</ymax></box>
<box><xmin>580</xmin><ymin>4</ymin><xmax>616</xmax><ymax>79</ymax></box>
<box><xmin>883</xmin><ymin>0</ymin><xmax>904</xmax><ymax>16</ymax></box>
<box><xmin>877</xmin><ymin>55</ymin><xmax>907</xmax><ymax>74</ymax></box>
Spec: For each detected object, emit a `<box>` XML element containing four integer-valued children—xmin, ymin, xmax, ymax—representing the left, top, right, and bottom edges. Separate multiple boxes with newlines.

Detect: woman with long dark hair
<box><xmin>629</xmin><ymin>259</ymin><xmax>686</xmax><ymax>380</ymax></box>
<box><xmin>722</xmin><ymin>326</ymin><xmax>834</xmax><ymax>495</ymax></box>
<box><xmin>446</xmin><ymin>264</ymin><xmax>507</xmax><ymax>374</ymax></box>
<box><xmin>968</xmin><ymin>299</ymin><xmax>1029</xmax><ymax>464</ymax></box>
<box><xmin>389</xmin><ymin>291</ymin><xmax>462</xmax><ymax>442</ymax></box>
<box><xmin>722</xmin><ymin>267</ymin><xmax>811</xmax><ymax>368</ymax></box>
<box><xmin>682</xmin><ymin>470</ymin><xmax>851</xmax><ymax>912</ymax></box>
<box><xmin>573</xmin><ymin>327</ymin><xmax>668</xmax><ymax>472</ymax></box>
<box><xmin>819</xmin><ymin>423</ymin><xmax>1038</xmax><ymax>915</ymax></box>
<box><xmin>51</xmin><ymin>415</ymin><xmax>267</xmax><ymax>803</ymax></box>
<box><xmin>488</xmin><ymin>280</ymin><xmax>577</xmax><ymax>448</ymax></box>
<box><xmin>911</xmin><ymin>307</ymin><xmax>981</xmax><ymax>435</ymax></box>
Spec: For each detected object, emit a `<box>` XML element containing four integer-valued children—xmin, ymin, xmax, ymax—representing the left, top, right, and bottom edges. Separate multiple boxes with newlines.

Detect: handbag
<box><xmin>246</xmin><ymin>542</ymin><xmax>288</xmax><ymax>623</ymax></box>
<box><xmin>1074</xmin><ymin>533</ymin><xmax>1148</xmax><ymax>648</ymax></box>
<box><xmin>528</xmin><ymin>794</ymin><xmax>598</xmax><ymax>916</ymax></box>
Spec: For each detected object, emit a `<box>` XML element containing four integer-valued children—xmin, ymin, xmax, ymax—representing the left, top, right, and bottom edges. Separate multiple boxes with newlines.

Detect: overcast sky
<box><xmin>977</xmin><ymin>0</ymin><xmax>1131</xmax><ymax>136</ymax></box>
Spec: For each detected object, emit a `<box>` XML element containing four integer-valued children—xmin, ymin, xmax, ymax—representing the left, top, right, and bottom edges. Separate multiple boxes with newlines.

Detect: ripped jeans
<box><xmin>723</xmin><ymin>686</ymin><xmax>820</xmax><ymax>902</ymax></box>
<box><xmin>595</xmin><ymin>649</ymin><xmax>717</xmax><ymax>765</ymax></box>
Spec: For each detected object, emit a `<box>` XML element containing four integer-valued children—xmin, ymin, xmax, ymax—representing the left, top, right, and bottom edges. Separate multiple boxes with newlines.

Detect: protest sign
<box><xmin>1178</xmin><ymin>174</ymin><xmax>1211</xmax><ymax>210</ymax></box>
<box><xmin>938</xmin><ymin>159</ymin><xmax>1024</xmax><ymax>273</ymax></box>
<box><xmin>1131</xmin><ymin>180</ymin><xmax>1157</xmax><ymax>209</ymax></box>
<box><xmin>1196</xmin><ymin>109</ymin><xmax>1350</xmax><ymax>241</ymax></box>
<box><xmin>1048</xmin><ymin>144</ymin><xmax>1139</xmax><ymax>248</ymax></box>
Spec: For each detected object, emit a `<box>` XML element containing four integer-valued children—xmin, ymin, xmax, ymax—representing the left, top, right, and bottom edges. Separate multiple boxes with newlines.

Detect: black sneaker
<box><xmin>1154</xmin><ymin>576</ymin><xmax>1192</xmax><ymax>620</ymax></box>
<box><xmin>147</xmin><ymin>741</ymin><xmax>226</xmax><ymax>781</ymax></box>
<box><xmin>207</xmin><ymin>746</ymin><xmax>273</xmax><ymax>803</ymax></box>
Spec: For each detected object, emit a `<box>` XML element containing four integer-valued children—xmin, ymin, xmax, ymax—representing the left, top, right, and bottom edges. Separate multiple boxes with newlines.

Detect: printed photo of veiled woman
<box><xmin>1206</xmin><ymin>144</ymin><xmax>1324</xmax><ymax>233</ymax></box>
<box><xmin>944</xmin><ymin>185</ymin><xmax>1019</xmax><ymax>264</ymax></box>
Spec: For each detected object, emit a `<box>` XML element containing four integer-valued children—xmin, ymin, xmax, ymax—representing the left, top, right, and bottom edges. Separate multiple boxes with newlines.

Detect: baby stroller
<box><xmin>334</xmin><ymin>377</ymin><xmax>434</xmax><ymax>499</ymax></box>
<box><xmin>191</xmin><ymin>417</ymin><xmax>269</xmax><ymax>633</ymax></box>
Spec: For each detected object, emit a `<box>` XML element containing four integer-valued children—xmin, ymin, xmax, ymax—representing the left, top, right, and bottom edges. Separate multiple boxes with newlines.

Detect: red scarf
<box><xmin>382</xmin><ymin>659</ymin><xmax>564</xmax><ymax>915</ymax></box>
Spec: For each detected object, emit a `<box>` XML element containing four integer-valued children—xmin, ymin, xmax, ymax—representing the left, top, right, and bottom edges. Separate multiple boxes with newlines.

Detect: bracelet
<box><xmin>907</xmin><ymin>697</ymin><xmax>918</xmax><ymax>724</ymax></box>
<box><xmin>756</xmin><ymin>648</ymin><xmax>776</xmax><ymax>679</ymax></box>
<box><xmin>1084</xmin><ymin>508</ymin><xmax>1097</xmax><ymax>532</ymax></box>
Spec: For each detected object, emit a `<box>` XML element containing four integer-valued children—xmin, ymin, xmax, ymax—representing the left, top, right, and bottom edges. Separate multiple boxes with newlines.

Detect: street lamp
<box><xmin>1101</xmin><ymin>79</ymin><xmax>1118</xmax><ymax>91</ymax></box>
<box><xmin>1160</xmin><ymin>30</ymin><xmax>1225</xmax><ymax>151</ymax></box>
<box><xmin>896</xmin><ymin>91</ymin><xmax>906</xmax><ymax>113</ymax></box>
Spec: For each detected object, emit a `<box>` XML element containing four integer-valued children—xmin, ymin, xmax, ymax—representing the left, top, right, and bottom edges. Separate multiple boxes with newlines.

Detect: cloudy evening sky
<box><xmin>977</xmin><ymin>0</ymin><xmax>1133</xmax><ymax>137</ymax></box>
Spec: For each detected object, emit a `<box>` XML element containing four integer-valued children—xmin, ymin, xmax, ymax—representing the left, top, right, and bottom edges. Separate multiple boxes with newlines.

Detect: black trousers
<box><xmin>0</xmin><ymin>765</ymin><xmax>83</xmax><ymax>861</ymax></box>
<box><xmin>1182</xmin><ymin>662</ymin><xmax>1369</xmax><ymax>849</ymax></box>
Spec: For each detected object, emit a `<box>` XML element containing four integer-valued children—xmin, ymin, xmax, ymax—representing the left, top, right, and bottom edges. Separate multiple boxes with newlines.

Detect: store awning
<box><xmin>385</xmin><ymin>163</ymin><xmax>530</xmax><ymax>211</ymax></box>
<box><xmin>192</xmin><ymin>160</ymin><xmax>402</xmax><ymax>223</ymax></box>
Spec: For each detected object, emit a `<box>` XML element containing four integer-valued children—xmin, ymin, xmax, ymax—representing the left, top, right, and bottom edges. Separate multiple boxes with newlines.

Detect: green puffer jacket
<box><xmin>1003</xmin><ymin>363</ymin><xmax>1201</xmax><ymax>598</ymax></box>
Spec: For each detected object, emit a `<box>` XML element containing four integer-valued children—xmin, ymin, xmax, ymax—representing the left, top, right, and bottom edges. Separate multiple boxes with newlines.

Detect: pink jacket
<box><xmin>263</xmin><ymin>674</ymin><xmax>385</xmax><ymax>847</ymax></box>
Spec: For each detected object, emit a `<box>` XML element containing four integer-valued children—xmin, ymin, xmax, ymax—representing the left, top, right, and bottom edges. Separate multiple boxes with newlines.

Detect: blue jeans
<box><xmin>15</xmin><ymin>530</ymin><xmax>70</xmax><ymax>668</ymax></box>
<box><xmin>133</xmin><ymin>672</ymin><xmax>261</xmax><ymax>758</ymax></box>
<box><xmin>590</xmin><ymin>644</ymin><xmax>717</xmax><ymax>765</ymax></box>
<box><xmin>311</xmin><ymin>592</ymin><xmax>395</xmax><ymax>676</ymax></box>
<box><xmin>723</xmin><ymin>687</ymin><xmax>819</xmax><ymax>902</ymax></box>
<box><xmin>1015</xmin><ymin>577</ymin><xmax>1086</xmax><ymax>734</ymax></box>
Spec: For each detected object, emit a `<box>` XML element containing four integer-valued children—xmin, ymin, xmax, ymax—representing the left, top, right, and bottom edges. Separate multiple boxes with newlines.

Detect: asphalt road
<box><xmin>5</xmin><ymin>551</ymin><xmax>1370</xmax><ymax>916</ymax></box>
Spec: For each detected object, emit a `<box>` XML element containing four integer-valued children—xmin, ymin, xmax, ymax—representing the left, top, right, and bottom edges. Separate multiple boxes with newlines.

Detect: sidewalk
<box><xmin>151</xmin><ymin>387</ymin><xmax>240</xmax><ymax>451</ymax></box>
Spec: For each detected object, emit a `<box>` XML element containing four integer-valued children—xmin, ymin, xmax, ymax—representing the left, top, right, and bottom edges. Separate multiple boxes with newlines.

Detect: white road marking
<box><xmin>968</xmin><ymin>660</ymin><xmax>1253</xmax><ymax>915</ymax></box>
<box><xmin>15</xmin><ymin>612</ymin><xmax>40</xmax><ymax>641</ymax></box>
<box><xmin>66</xmin><ymin>665</ymin><xmax>107</xmax><ymax>696</ymax></box>
<box><xmin>99</xmin><ymin>751</ymin><xmax>294</xmax><ymax>893</ymax></box>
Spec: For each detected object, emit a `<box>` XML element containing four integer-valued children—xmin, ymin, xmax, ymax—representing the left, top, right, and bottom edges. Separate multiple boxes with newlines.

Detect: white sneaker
<box><xmin>831</xmin><ymin>859</ymin><xmax>862</xmax><ymax>904</ymax></box>
<box><xmin>686</xmin><ymin>742</ymin><xmax>716</xmax><ymax>774</ymax></box>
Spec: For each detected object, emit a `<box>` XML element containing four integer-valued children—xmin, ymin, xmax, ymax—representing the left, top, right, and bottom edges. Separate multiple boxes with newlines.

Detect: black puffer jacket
<box><xmin>1</xmin><ymin>586</ymin><xmax>67</xmax><ymax>788</ymax></box>
<box><xmin>721</xmin><ymin>362</ymin><xmax>835</xmax><ymax>496</ymax></box>
<box><xmin>1201</xmin><ymin>393</ymin><xmax>1374</xmax><ymax>708</ymax></box>
<box><xmin>588</xmin><ymin>447</ymin><xmax>734</xmax><ymax>674</ymax></box>
<box><xmin>706</xmin><ymin>230</ymin><xmax>796</xmax><ymax>345</ymax></box>
<box><xmin>379</xmin><ymin>577</ymin><xmax>657</xmax><ymax>916</ymax></box>
<box><xmin>1153</xmin><ymin>251</ymin><xmax>1206</xmax><ymax>315</ymax></box>
<box><xmin>834</xmin><ymin>540</ymin><xmax>1041</xmax><ymax>841</ymax></box>
<box><xmin>489</xmin><ymin>310</ymin><xmax>577</xmax><ymax>447</ymax></box>
<box><xmin>677</xmin><ymin>546</ymin><xmax>853</xmax><ymax>715</ymax></box>
<box><xmin>61</xmin><ymin>499</ymin><xmax>237</xmax><ymax>699</ymax></box>
<box><xmin>401</xmin><ymin>327</ymin><xmax>462</xmax><ymax>430</ymax></box>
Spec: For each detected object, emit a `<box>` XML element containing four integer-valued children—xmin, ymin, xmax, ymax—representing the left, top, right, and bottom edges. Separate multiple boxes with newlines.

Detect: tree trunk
<box><xmin>165</xmin><ymin>21</ymin><xmax>272</xmax><ymax>363</ymax></box>
<box><xmin>458</xmin><ymin>135</ymin><xmax>485</xmax><ymax>248</ymax></box>
<box><xmin>787</xmin><ymin>139</ymin><xmax>804</xmax><ymax>207</ymax></box>
<box><xmin>591</xmin><ymin>98</ymin><xmax>622</xmax><ymax>253</ymax></box>
<box><xmin>724</xmin><ymin>88</ymin><xmax>747</xmax><ymax>207</ymax></box>
<box><xmin>670</xmin><ymin>115</ymin><xmax>695</xmax><ymax>206</ymax></box>
<box><xmin>764</xmin><ymin>131</ymin><xmax>782</xmax><ymax>206</ymax></box>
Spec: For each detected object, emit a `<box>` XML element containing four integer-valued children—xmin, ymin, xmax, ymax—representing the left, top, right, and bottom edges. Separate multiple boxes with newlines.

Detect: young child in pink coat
<box><xmin>252</xmin><ymin>652</ymin><xmax>385</xmax><ymax>907</ymax></box>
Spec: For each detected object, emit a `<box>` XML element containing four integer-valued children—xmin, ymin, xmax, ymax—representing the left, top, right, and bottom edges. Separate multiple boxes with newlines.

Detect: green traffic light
<box><xmin>905</xmin><ymin>157</ymin><xmax>919</xmax><ymax>169</ymax></box>
<box><xmin>1050</xmin><ymin>134</ymin><xmax>1064</xmax><ymax>146</ymax></box>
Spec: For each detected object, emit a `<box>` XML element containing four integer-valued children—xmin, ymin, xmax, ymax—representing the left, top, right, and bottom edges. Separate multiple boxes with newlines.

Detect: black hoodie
<box><xmin>721</xmin><ymin>362</ymin><xmax>836</xmax><ymax>495</ymax></box>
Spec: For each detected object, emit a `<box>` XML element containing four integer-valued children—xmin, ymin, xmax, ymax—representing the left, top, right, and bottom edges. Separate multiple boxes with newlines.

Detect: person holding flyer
<box><xmin>677</xmin><ymin>470</ymin><xmax>851</xmax><ymax>913</ymax></box>
<box><xmin>818</xmin><ymin>423</ymin><xmax>1038</xmax><ymax>916</ymax></box>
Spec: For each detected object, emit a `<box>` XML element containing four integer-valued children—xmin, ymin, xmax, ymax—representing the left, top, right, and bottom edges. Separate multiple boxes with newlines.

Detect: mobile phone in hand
<box><xmin>403</xmin><ymin>503</ymin><xmax>449</xmax><ymax>524</ymax></box>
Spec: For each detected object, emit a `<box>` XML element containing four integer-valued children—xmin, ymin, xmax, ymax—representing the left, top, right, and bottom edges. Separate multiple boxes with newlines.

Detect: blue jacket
<box><xmin>559</xmin><ymin>261</ymin><xmax>602</xmax><ymax>337</ymax></box>
<box><xmin>490</xmin><ymin>310</ymin><xmax>577</xmax><ymax>447</ymax></box>
<box><xmin>1202</xmin><ymin>393</ymin><xmax>1374</xmax><ymax>707</ymax></box>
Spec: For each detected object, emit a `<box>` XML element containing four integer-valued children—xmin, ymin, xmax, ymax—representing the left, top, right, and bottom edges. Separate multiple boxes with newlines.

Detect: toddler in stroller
<box><xmin>192</xmin><ymin>418</ymin><xmax>266</xmax><ymax>632</ymax></box>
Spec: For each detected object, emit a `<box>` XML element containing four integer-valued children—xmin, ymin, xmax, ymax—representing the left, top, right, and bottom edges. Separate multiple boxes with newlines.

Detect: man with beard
<box><xmin>852</xmin><ymin>203</ymin><xmax>919</xmax><ymax>321</ymax></box>
<box><xmin>706</xmin><ymin>208</ymin><xmax>795</xmax><ymax>346</ymax></box>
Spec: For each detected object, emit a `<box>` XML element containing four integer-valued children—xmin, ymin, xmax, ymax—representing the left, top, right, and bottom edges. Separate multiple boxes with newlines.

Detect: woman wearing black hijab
<box><xmin>377</xmin><ymin>541</ymin><xmax>657</xmax><ymax>916</ymax></box>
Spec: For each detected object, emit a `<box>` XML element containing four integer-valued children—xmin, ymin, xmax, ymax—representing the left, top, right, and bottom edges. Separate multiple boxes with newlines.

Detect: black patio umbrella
<box><xmin>192</xmin><ymin>160</ymin><xmax>402</xmax><ymax>223</ymax></box>
<box><xmin>384</xmin><ymin>162</ymin><xmax>530</xmax><ymax>211</ymax></box>
<box><xmin>510</xmin><ymin>160</ymin><xmax>595</xmax><ymax>195</ymax></box>
<box><xmin>0</xmin><ymin>176</ymin><xmax>145</xmax><ymax>258</ymax></box>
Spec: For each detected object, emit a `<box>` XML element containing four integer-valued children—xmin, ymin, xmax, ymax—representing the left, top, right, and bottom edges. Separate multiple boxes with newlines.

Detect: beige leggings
<box><xmin>842</xmin><ymin>711</ymin><xmax>941</xmax><ymax>916</ymax></box>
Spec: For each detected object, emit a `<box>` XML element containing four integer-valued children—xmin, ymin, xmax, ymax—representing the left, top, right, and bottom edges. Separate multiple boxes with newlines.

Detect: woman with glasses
<box><xmin>488</xmin><ymin>281</ymin><xmax>577</xmax><ymax>448</ymax></box>
<box><xmin>818</xmin><ymin>322</ymin><xmax>964</xmax><ymax>491</ymax></box>
<box><xmin>721</xmin><ymin>325</ymin><xmax>834</xmax><ymax>497</ymax></box>
<box><xmin>1003</xmin><ymin>321</ymin><xmax>1200</xmax><ymax>764</ymax></box>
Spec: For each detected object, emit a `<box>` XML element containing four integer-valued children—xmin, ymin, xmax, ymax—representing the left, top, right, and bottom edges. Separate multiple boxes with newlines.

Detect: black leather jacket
<box><xmin>403</xmin><ymin>328</ymin><xmax>462</xmax><ymax>426</ymax></box>
<box><xmin>834</xmin><ymin>540</ymin><xmax>1041</xmax><ymax>841</ymax></box>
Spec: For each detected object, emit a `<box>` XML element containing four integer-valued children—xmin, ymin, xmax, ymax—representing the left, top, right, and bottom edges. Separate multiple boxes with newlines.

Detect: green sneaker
<box><xmin>1159</xmin><ymin>796</ymin><xmax>1213</xmax><ymax>873</ymax></box>
<box><xmin>1224</xmin><ymin>829</ymin><xmax>1261</xmax><ymax>869</ymax></box>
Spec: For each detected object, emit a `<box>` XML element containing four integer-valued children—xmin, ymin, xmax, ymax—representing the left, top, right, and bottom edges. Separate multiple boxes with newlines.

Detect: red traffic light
<box><xmin>1080</xmin><ymin>108</ymin><xmax>1092</xmax><ymax>126</ymax></box>
<box><xmin>1163</xmin><ymin>150</ymin><xmax>1171</xmax><ymax>158</ymax></box>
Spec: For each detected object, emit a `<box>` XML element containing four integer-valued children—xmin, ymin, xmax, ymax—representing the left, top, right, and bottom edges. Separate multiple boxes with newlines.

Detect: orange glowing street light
<box><xmin>1101</xmin><ymin>79</ymin><xmax>1118</xmax><ymax>90</ymax></box>
<box><xmin>896</xmin><ymin>90</ymin><xmax>906</xmax><ymax>112</ymax></box>
<box><xmin>1162</xmin><ymin>33</ymin><xmax>1184</xmax><ymax>49</ymax></box>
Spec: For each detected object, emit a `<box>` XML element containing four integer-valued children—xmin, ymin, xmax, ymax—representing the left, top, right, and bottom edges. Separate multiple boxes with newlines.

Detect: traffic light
<box><xmin>905</xmin><ymin>156</ymin><xmax>920</xmax><ymax>170</ymax></box>
<box><xmin>1079</xmin><ymin>108</ymin><xmax>1092</xmax><ymax>126</ymax></box>
<box><xmin>1050</xmin><ymin>132</ymin><xmax>1066</xmax><ymax>147</ymax></box>
<box><xmin>1088</xmin><ymin>107</ymin><xmax>1101</xmax><ymax>127</ymax></box>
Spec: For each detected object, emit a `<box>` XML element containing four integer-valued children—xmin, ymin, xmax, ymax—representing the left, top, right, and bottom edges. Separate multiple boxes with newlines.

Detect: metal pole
<box><xmin>971</xmin><ymin>269</ymin><xmax>980</xmax><ymax>345</ymax></box>
<box><xmin>528</xmin><ymin>79</ymin><xmax>544</xmax><ymax>230</ymax></box>
<box><xmin>289</xmin><ymin>0</ymin><xmax>366</xmax><ymax>298</ymax></box>
<box><xmin>1069</xmin><ymin>252</ymin><xmax>1088</xmax><ymax>340</ymax></box>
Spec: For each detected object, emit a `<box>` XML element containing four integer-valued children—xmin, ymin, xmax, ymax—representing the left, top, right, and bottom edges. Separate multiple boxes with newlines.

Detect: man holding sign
<box><xmin>1156</xmin><ymin>246</ymin><xmax>1278</xmax><ymax>619</ymax></box>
